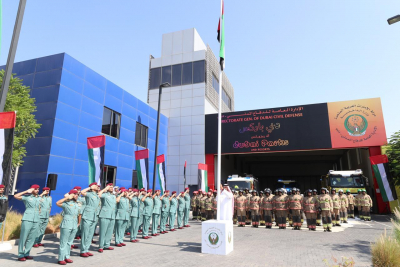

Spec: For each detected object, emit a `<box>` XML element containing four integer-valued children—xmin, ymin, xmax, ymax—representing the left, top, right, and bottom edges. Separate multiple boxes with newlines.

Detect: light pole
<box><xmin>387</xmin><ymin>15</ymin><xmax>400</xmax><ymax>25</ymax></box>
<box><xmin>152</xmin><ymin>82</ymin><xmax>170</xmax><ymax>194</ymax></box>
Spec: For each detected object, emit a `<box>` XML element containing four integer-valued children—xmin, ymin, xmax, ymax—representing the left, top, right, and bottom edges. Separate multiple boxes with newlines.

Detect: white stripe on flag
<box><xmin>0</xmin><ymin>129</ymin><xmax>4</xmax><ymax>185</ymax></box>
<box><xmin>201</xmin><ymin>170</ymin><xmax>205</xmax><ymax>192</ymax></box>
<box><xmin>377</xmin><ymin>163</ymin><xmax>394</xmax><ymax>201</ymax></box>
<box><xmin>158</xmin><ymin>163</ymin><xmax>165</xmax><ymax>192</ymax></box>
<box><xmin>92</xmin><ymin>147</ymin><xmax>101</xmax><ymax>185</ymax></box>
<box><xmin>140</xmin><ymin>159</ymin><xmax>147</xmax><ymax>190</ymax></box>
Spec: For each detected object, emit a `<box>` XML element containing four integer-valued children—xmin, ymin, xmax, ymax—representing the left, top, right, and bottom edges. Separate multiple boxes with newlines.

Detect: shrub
<box><xmin>371</xmin><ymin>229</ymin><xmax>400</xmax><ymax>267</ymax></box>
<box><xmin>49</xmin><ymin>214</ymin><xmax>63</xmax><ymax>233</ymax></box>
<box><xmin>0</xmin><ymin>208</ymin><xmax>22</xmax><ymax>241</ymax></box>
<box><xmin>391</xmin><ymin>207</ymin><xmax>400</xmax><ymax>243</ymax></box>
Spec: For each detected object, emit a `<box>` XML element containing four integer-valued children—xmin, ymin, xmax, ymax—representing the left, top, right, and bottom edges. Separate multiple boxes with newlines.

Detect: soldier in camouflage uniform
<box><xmin>200</xmin><ymin>191</ymin><xmax>207</xmax><ymax>221</ymax></box>
<box><xmin>191</xmin><ymin>191</ymin><xmax>198</xmax><ymax>221</ymax></box>
<box><xmin>212</xmin><ymin>190</ymin><xmax>217</xmax><ymax>219</ymax></box>
<box><xmin>205</xmin><ymin>192</ymin><xmax>213</xmax><ymax>220</ymax></box>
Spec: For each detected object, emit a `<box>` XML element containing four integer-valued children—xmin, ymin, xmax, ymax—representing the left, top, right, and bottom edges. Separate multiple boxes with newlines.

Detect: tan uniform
<box><xmin>212</xmin><ymin>195</ymin><xmax>217</xmax><ymax>219</ymax></box>
<box><xmin>261</xmin><ymin>195</ymin><xmax>274</xmax><ymax>227</ymax></box>
<box><xmin>249</xmin><ymin>195</ymin><xmax>261</xmax><ymax>227</ymax></box>
<box><xmin>191</xmin><ymin>195</ymin><xmax>198</xmax><ymax>220</ymax></box>
<box><xmin>200</xmin><ymin>195</ymin><xmax>207</xmax><ymax>221</ymax></box>
<box><xmin>303</xmin><ymin>196</ymin><xmax>317</xmax><ymax>230</ymax></box>
<box><xmin>318</xmin><ymin>194</ymin><xmax>333</xmax><ymax>230</ymax></box>
<box><xmin>245</xmin><ymin>193</ymin><xmax>252</xmax><ymax>224</ymax></box>
<box><xmin>272</xmin><ymin>194</ymin><xmax>279</xmax><ymax>225</ymax></box>
<box><xmin>235</xmin><ymin>195</ymin><xmax>247</xmax><ymax>226</ymax></box>
<box><xmin>289</xmin><ymin>194</ymin><xmax>303</xmax><ymax>227</ymax></box>
<box><xmin>346</xmin><ymin>194</ymin><xmax>355</xmax><ymax>218</ymax></box>
<box><xmin>331</xmin><ymin>194</ymin><xmax>340</xmax><ymax>225</ymax></box>
<box><xmin>338</xmin><ymin>194</ymin><xmax>349</xmax><ymax>222</ymax></box>
<box><xmin>313</xmin><ymin>194</ymin><xmax>322</xmax><ymax>225</ymax></box>
<box><xmin>233</xmin><ymin>194</ymin><xmax>238</xmax><ymax>224</ymax></box>
<box><xmin>355</xmin><ymin>193</ymin><xmax>362</xmax><ymax>219</ymax></box>
<box><xmin>274</xmin><ymin>195</ymin><xmax>288</xmax><ymax>228</ymax></box>
<box><xmin>359</xmin><ymin>194</ymin><xmax>373</xmax><ymax>221</ymax></box>
<box><xmin>205</xmin><ymin>196</ymin><xmax>213</xmax><ymax>220</ymax></box>
<box><xmin>196</xmin><ymin>194</ymin><xmax>202</xmax><ymax>220</ymax></box>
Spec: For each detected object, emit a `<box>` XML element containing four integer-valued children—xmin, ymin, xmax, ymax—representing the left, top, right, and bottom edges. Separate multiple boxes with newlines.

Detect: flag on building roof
<box><xmin>0</xmin><ymin>111</ymin><xmax>16</xmax><ymax>195</ymax></box>
<box><xmin>370</xmin><ymin>155</ymin><xmax>398</xmax><ymax>202</ymax></box>
<box><xmin>217</xmin><ymin>0</ymin><xmax>225</xmax><ymax>70</ymax></box>
<box><xmin>157</xmin><ymin>154</ymin><xmax>166</xmax><ymax>194</ymax></box>
<box><xmin>87</xmin><ymin>135</ymin><xmax>105</xmax><ymax>187</ymax></box>
<box><xmin>135</xmin><ymin>149</ymin><xmax>149</xmax><ymax>190</ymax></box>
<box><xmin>198</xmin><ymin>163</ymin><xmax>208</xmax><ymax>192</ymax></box>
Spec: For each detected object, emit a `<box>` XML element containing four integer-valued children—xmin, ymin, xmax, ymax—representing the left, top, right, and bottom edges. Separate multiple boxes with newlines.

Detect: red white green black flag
<box><xmin>198</xmin><ymin>163</ymin><xmax>208</xmax><ymax>192</ymax></box>
<box><xmin>87</xmin><ymin>135</ymin><xmax>105</xmax><ymax>186</ymax></box>
<box><xmin>156</xmin><ymin>154</ymin><xmax>166</xmax><ymax>194</ymax></box>
<box><xmin>135</xmin><ymin>149</ymin><xmax>149</xmax><ymax>190</ymax></box>
<box><xmin>370</xmin><ymin>155</ymin><xmax>398</xmax><ymax>202</ymax></box>
<box><xmin>217</xmin><ymin>0</ymin><xmax>225</xmax><ymax>70</ymax></box>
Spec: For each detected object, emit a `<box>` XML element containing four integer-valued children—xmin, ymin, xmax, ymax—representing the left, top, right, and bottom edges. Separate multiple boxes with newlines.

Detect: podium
<box><xmin>201</xmin><ymin>220</ymin><xmax>233</xmax><ymax>255</ymax></box>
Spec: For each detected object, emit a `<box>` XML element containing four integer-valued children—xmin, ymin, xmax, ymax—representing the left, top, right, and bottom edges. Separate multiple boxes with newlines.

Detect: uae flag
<box><xmin>156</xmin><ymin>154</ymin><xmax>166</xmax><ymax>194</ymax></box>
<box><xmin>184</xmin><ymin>160</ymin><xmax>187</xmax><ymax>187</ymax></box>
<box><xmin>217</xmin><ymin>0</ymin><xmax>225</xmax><ymax>70</ymax></box>
<box><xmin>198</xmin><ymin>163</ymin><xmax>208</xmax><ymax>192</ymax></box>
<box><xmin>87</xmin><ymin>135</ymin><xmax>105</xmax><ymax>186</ymax></box>
<box><xmin>135</xmin><ymin>149</ymin><xmax>149</xmax><ymax>190</ymax></box>
<box><xmin>370</xmin><ymin>155</ymin><xmax>398</xmax><ymax>202</ymax></box>
<box><xmin>0</xmin><ymin>111</ymin><xmax>16</xmax><ymax>194</ymax></box>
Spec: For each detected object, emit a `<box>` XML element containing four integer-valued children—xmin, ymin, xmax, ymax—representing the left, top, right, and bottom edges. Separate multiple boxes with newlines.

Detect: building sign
<box><xmin>205</xmin><ymin>98</ymin><xmax>386</xmax><ymax>154</ymax></box>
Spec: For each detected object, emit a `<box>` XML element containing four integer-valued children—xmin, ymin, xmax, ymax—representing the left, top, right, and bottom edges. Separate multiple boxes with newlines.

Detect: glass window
<box><xmin>172</xmin><ymin>64</ymin><xmax>182</xmax><ymax>86</ymax></box>
<box><xmin>182</xmin><ymin>62</ymin><xmax>193</xmax><ymax>85</ymax></box>
<box><xmin>101</xmin><ymin>107</ymin><xmax>121</xmax><ymax>138</ymax></box>
<box><xmin>135</xmin><ymin>122</ymin><xmax>148</xmax><ymax>148</ymax></box>
<box><xmin>103</xmin><ymin>165</ymin><xmax>116</xmax><ymax>188</ymax></box>
<box><xmin>193</xmin><ymin>60</ymin><xmax>205</xmax><ymax>84</ymax></box>
<box><xmin>161</xmin><ymin>66</ymin><xmax>172</xmax><ymax>85</ymax></box>
<box><xmin>149</xmin><ymin>68</ymin><xmax>161</xmax><ymax>89</ymax></box>
<box><xmin>212</xmin><ymin>75</ymin><xmax>219</xmax><ymax>93</ymax></box>
<box><xmin>222</xmin><ymin>88</ymin><xmax>232</xmax><ymax>109</ymax></box>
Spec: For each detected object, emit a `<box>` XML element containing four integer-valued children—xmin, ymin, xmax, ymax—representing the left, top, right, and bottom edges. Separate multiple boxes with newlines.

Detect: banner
<box><xmin>87</xmin><ymin>135</ymin><xmax>105</xmax><ymax>186</ymax></box>
<box><xmin>135</xmin><ymin>149</ymin><xmax>149</xmax><ymax>190</ymax></box>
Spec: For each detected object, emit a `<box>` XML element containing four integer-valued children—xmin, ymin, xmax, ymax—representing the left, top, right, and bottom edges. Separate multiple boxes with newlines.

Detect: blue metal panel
<box><xmin>53</xmin><ymin>119</ymin><xmax>78</xmax><ymax>142</ymax></box>
<box><xmin>116</xmin><ymin>167</ymin><xmax>132</xmax><ymax>182</ymax></box>
<box><xmin>106</xmin><ymin>81</ymin><xmax>123</xmax><ymax>100</ymax></box>
<box><xmin>81</xmin><ymin>96</ymin><xmax>103</xmax><ymax>119</ymax></box>
<box><xmin>159</xmin><ymin>133</ymin><xmax>167</xmax><ymax>145</ymax></box>
<box><xmin>118</xmin><ymin>154</ymin><xmax>133</xmax><ymax>169</ymax></box>
<box><xmin>35</xmin><ymin>102</ymin><xmax>57</xmax><ymax>120</ymax></box>
<box><xmin>25</xmin><ymin>137</ymin><xmax>52</xmax><ymax>156</ymax></box>
<box><xmin>105</xmin><ymin>135</ymin><xmax>119</xmax><ymax>152</ymax></box>
<box><xmin>31</xmin><ymin>85</ymin><xmax>59</xmax><ymax>104</ymax></box>
<box><xmin>50</xmin><ymin>137</ymin><xmax>76</xmax><ymax>159</ymax></box>
<box><xmin>148</xmin><ymin>128</ymin><xmax>156</xmax><ymax>141</ymax></box>
<box><xmin>120</xmin><ymin>115</ymin><xmax>136</xmax><ymax>132</ymax></box>
<box><xmin>115</xmin><ymin>179</ymin><xmax>131</xmax><ymax>189</ymax></box>
<box><xmin>119</xmin><ymin>128</ymin><xmax>135</xmax><ymax>143</ymax></box>
<box><xmin>149</xmin><ymin>107</ymin><xmax>157</xmax><ymax>119</ymax></box>
<box><xmin>137</xmin><ymin>111</ymin><xmax>148</xmax><ymax>126</ymax></box>
<box><xmin>19</xmin><ymin>155</ymin><xmax>50</xmax><ymax>173</ymax></box>
<box><xmin>17</xmin><ymin>74</ymin><xmax>34</xmax><ymax>88</ymax></box>
<box><xmin>118</xmin><ymin>141</ymin><xmax>134</xmax><ymax>156</ymax></box>
<box><xmin>58</xmin><ymin>85</ymin><xmax>82</xmax><ymax>109</ymax></box>
<box><xmin>137</xmin><ymin>99</ymin><xmax>149</xmax><ymax>115</ymax></box>
<box><xmin>76</xmin><ymin>127</ymin><xmax>99</xmax><ymax>145</ymax></box>
<box><xmin>159</xmin><ymin>123</ymin><xmax>167</xmax><ymax>136</ymax></box>
<box><xmin>85</xmin><ymin>68</ymin><xmax>106</xmax><ymax>90</ymax></box>
<box><xmin>79</xmin><ymin>112</ymin><xmax>102</xmax><ymax>132</ymax></box>
<box><xmin>48</xmin><ymin>156</ymin><xmax>74</xmax><ymax>174</ymax></box>
<box><xmin>72</xmin><ymin>175</ymin><xmax>89</xmax><ymax>190</ymax></box>
<box><xmin>105</xmin><ymin>94</ymin><xmax>122</xmax><ymax>113</ymax></box>
<box><xmin>11</xmin><ymin>59</ymin><xmax>37</xmax><ymax>76</ymax></box>
<box><xmin>63</xmin><ymin>54</ymin><xmax>85</xmax><ymax>78</ymax></box>
<box><xmin>60</xmin><ymin>69</ymin><xmax>84</xmax><ymax>93</ymax></box>
<box><xmin>33</xmin><ymin>69</ymin><xmax>62</xmax><ymax>88</ymax></box>
<box><xmin>36</xmin><ymin>119</ymin><xmax>55</xmax><ymax>137</ymax></box>
<box><xmin>160</xmin><ymin>114</ymin><xmax>168</xmax><ymax>126</ymax></box>
<box><xmin>36</xmin><ymin>53</ymin><xmax>64</xmax><ymax>72</ymax></box>
<box><xmin>75</xmin><ymin>143</ymin><xmax>88</xmax><ymax>161</ymax></box>
<box><xmin>74</xmin><ymin>160</ymin><xmax>88</xmax><ymax>176</ymax></box>
<box><xmin>83</xmin><ymin>82</ymin><xmax>105</xmax><ymax>104</ymax></box>
<box><xmin>51</xmin><ymin>174</ymin><xmax>73</xmax><ymax>195</ymax></box>
<box><xmin>148</xmin><ymin>118</ymin><xmax>157</xmax><ymax>130</ymax></box>
<box><xmin>105</xmin><ymin>150</ymin><xmax>118</xmax><ymax>166</ymax></box>
<box><xmin>55</xmin><ymin>102</ymin><xmax>80</xmax><ymax>125</ymax></box>
<box><xmin>122</xmin><ymin>91</ymin><xmax>138</xmax><ymax>108</ymax></box>
<box><xmin>122</xmin><ymin>104</ymin><xmax>137</xmax><ymax>120</ymax></box>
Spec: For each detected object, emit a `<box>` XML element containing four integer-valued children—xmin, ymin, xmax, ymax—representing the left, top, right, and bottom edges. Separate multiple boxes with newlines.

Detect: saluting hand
<box><xmin>27</xmin><ymin>188</ymin><xmax>34</xmax><ymax>194</ymax></box>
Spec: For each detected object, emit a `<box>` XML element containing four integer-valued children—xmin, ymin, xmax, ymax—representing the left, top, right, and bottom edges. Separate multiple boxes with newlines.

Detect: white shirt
<box><xmin>218</xmin><ymin>189</ymin><xmax>234</xmax><ymax>221</ymax></box>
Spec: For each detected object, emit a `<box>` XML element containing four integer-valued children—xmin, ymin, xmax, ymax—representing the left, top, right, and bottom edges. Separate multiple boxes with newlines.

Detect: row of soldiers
<box><xmin>232</xmin><ymin>187</ymin><xmax>373</xmax><ymax>232</ymax></box>
<box><xmin>11</xmin><ymin>183</ymin><xmax>192</xmax><ymax>265</ymax></box>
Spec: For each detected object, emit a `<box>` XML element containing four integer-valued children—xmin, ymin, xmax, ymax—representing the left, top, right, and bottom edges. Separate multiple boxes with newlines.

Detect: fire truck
<box><xmin>321</xmin><ymin>169</ymin><xmax>368</xmax><ymax>195</ymax></box>
<box><xmin>227</xmin><ymin>174</ymin><xmax>259</xmax><ymax>191</ymax></box>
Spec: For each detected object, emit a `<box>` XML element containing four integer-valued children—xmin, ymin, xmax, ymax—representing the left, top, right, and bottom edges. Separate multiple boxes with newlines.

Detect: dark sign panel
<box><xmin>205</xmin><ymin>103</ymin><xmax>332</xmax><ymax>154</ymax></box>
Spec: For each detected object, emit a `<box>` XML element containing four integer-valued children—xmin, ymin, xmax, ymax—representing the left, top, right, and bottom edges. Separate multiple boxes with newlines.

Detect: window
<box><xmin>103</xmin><ymin>165</ymin><xmax>116</xmax><ymax>188</ymax></box>
<box><xmin>132</xmin><ymin>170</ymin><xmax>138</xmax><ymax>189</ymax></box>
<box><xmin>161</xmin><ymin>66</ymin><xmax>171</xmax><ymax>85</ymax></box>
<box><xmin>212</xmin><ymin>75</ymin><xmax>219</xmax><ymax>93</ymax></box>
<box><xmin>149</xmin><ymin>67</ymin><xmax>161</xmax><ymax>89</ymax></box>
<box><xmin>193</xmin><ymin>60</ymin><xmax>205</xmax><ymax>84</ymax></box>
<box><xmin>182</xmin><ymin>62</ymin><xmax>193</xmax><ymax>85</ymax></box>
<box><xmin>102</xmin><ymin>107</ymin><xmax>120</xmax><ymax>138</ymax></box>
<box><xmin>135</xmin><ymin>122</ymin><xmax>148</xmax><ymax>148</ymax></box>
<box><xmin>222</xmin><ymin>89</ymin><xmax>232</xmax><ymax>109</ymax></box>
<box><xmin>172</xmin><ymin>64</ymin><xmax>182</xmax><ymax>86</ymax></box>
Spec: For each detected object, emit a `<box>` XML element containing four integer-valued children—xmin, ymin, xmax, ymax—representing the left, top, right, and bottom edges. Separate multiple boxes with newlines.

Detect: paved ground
<box><xmin>0</xmin><ymin>215</ymin><xmax>392</xmax><ymax>267</ymax></box>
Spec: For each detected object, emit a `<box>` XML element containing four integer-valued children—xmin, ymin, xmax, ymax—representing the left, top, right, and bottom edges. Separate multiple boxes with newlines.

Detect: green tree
<box><xmin>0</xmin><ymin>70</ymin><xmax>41</xmax><ymax>167</ymax></box>
<box><xmin>386</xmin><ymin>131</ymin><xmax>400</xmax><ymax>186</ymax></box>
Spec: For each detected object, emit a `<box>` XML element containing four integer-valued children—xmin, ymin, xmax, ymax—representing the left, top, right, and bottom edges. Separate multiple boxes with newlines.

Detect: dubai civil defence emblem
<box><xmin>208</xmin><ymin>232</ymin><xmax>219</xmax><ymax>245</ymax></box>
<box><xmin>344</xmin><ymin>114</ymin><xmax>368</xmax><ymax>137</ymax></box>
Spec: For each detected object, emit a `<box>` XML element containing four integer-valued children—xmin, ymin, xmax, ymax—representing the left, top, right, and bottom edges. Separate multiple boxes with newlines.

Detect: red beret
<box><xmin>43</xmin><ymin>187</ymin><xmax>50</xmax><ymax>191</ymax></box>
<box><xmin>73</xmin><ymin>186</ymin><xmax>81</xmax><ymax>190</ymax></box>
<box><xmin>180</xmin><ymin>192</ymin><xmax>185</xmax><ymax>194</ymax></box>
<box><xmin>132</xmin><ymin>189</ymin><xmax>139</xmax><ymax>192</ymax></box>
<box><xmin>0</xmin><ymin>185</ymin><xmax>4</xmax><ymax>189</ymax></box>
<box><xmin>107</xmin><ymin>183</ymin><xmax>113</xmax><ymax>186</ymax></box>
<box><xmin>120</xmin><ymin>189</ymin><xmax>127</xmax><ymax>192</ymax></box>
<box><xmin>89</xmin><ymin>182</ymin><xmax>97</xmax><ymax>187</ymax></box>
<box><xmin>164</xmin><ymin>190</ymin><xmax>169</xmax><ymax>193</ymax></box>
<box><xmin>198</xmin><ymin>189</ymin><xmax>202</xmax><ymax>192</ymax></box>
<box><xmin>128</xmin><ymin>188</ymin><xmax>133</xmax><ymax>190</ymax></box>
<box><xmin>207</xmin><ymin>192</ymin><xmax>212</xmax><ymax>195</ymax></box>
<box><xmin>185</xmin><ymin>187</ymin><xmax>189</xmax><ymax>190</ymax></box>
<box><xmin>193</xmin><ymin>191</ymin><xmax>198</xmax><ymax>194</ymax></box>
<box><xmin>30</xmin><ymin>184</ymin><xmax>40</xmax><ymax>189</ymax></box>
<box><xmin>172</xmin><ymin>191</ymin><xmax>177</xmax><ymax>194</ymax></box>
<box><xmin>120</xmin><ymin>187</ymin><xmax>126</xmax><ymax>190</ymax></box>
<box><xmin>214</xmin><ymin>190</ymin><xmax>217</xmax><ymax>193</ymax></box>
<box><xmin>69</xmin><ymin>189</ymin><xmax>78</xmax><ymax>194</ymax></box>
<box><xmin>140</xmin><ymin>188</ymin><xmax>145</xmax><ymax>192</ymax></box>
<box><xmin>147</xmin><ymin>189</ymin><xmax>152</xmax><ymax>193</ymax></box>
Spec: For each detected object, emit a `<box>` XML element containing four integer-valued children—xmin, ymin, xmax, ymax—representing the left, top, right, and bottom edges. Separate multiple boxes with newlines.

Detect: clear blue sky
<box><xmin>1</xmin><ymin>1</ymin><xmax>400</xmax><ymax>137</ymax></box>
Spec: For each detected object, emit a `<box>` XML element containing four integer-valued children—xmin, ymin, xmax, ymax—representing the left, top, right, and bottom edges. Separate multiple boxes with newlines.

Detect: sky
<box><xmin>1</xmin><ymin>0</ymin><xmax>400</xmax><ymax>138</ymax></box>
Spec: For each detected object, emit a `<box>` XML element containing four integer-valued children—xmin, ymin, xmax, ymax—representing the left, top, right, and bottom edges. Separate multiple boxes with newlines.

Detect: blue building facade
<box><xmin>3</xmin><ymin>53</ymin><xmax>168</xmax><ymax>214</ymax></box>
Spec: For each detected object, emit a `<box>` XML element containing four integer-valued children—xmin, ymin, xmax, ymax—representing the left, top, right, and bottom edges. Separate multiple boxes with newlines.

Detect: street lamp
<box><xmin>387</xmin><ymin>15</ymin><xmax>400</xmax><ymax>25</ymax></box>
<box><xmin>152</xmin><ymin>82</ymin><xmax>170</xmax><ymax>194</ymax></box>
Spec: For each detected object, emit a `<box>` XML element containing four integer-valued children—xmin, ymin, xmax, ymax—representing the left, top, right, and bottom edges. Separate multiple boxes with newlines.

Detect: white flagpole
<box><xmin>216</xmin><ymin>0</ymin><xmax>223</xmax><ymax>222</ymax></box>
